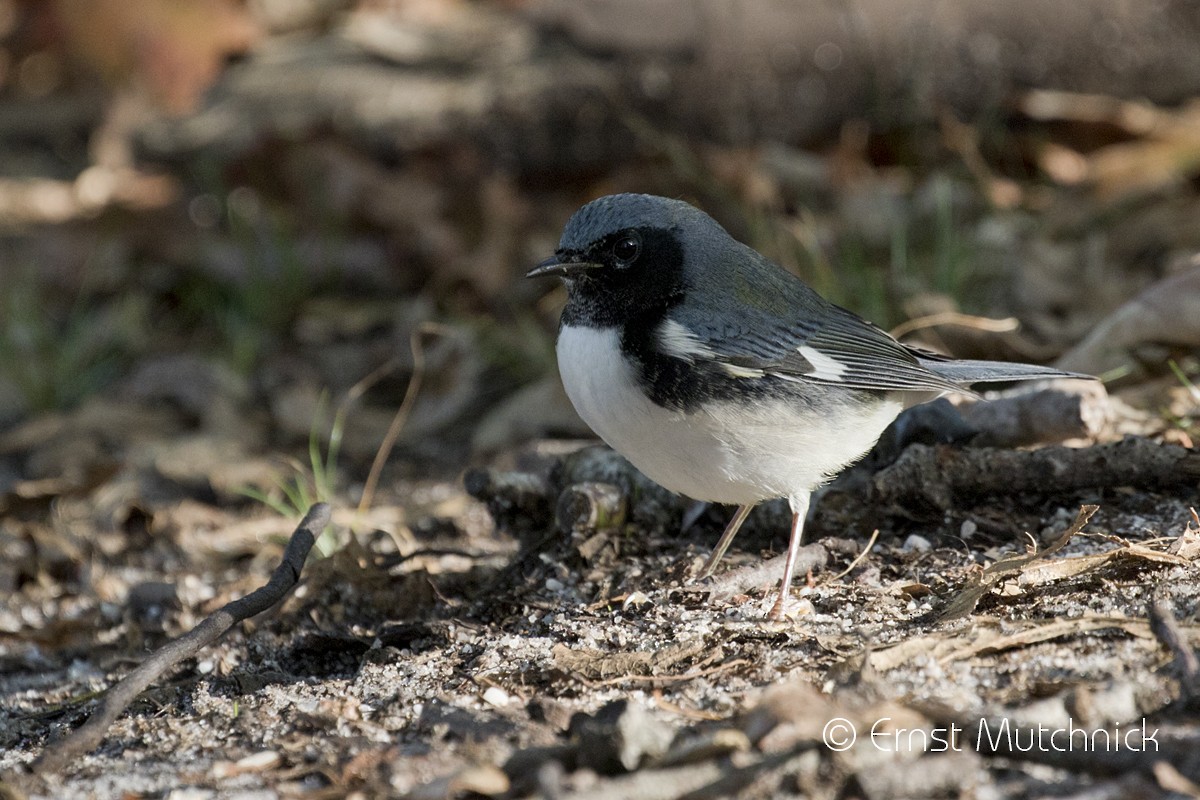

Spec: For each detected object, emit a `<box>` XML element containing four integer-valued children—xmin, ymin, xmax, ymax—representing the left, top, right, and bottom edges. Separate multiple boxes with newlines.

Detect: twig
<box><xmin>832</xmin><ymin>529</ymin><xmax>879</xmax><ymax>580</ymax></box>
<box><xmin>36</xmin><ymin>503</ymin><xmax>331</xmax><ymax>773</ymax></box>
<box><xmin>890</xmin><ymin>311</ymin><xmax>1019</xmax><ymax>340</ymax></box>
<box><xmin>1149</xmin><ymin>591</ymin><xmax>1200</xmax><ymax>701</ymax></box>
<box><xmin>924</xmin><ymin>505</ymin><xmax>1097</xmax><ymax>623</ymax></box>
<box><xmin>331</xmin><ymin>356</ymin><xmax>405</xmax><ymax>477</ymax></box>
<box><xmin>700</xmin><ymin>545</ymin><xmax>829</xmax><ymax>603</ymax></box>
<box><xmin>356</xmin><ymin>321</ymin><xmax>448</xmax><ymax>517</ymax></box>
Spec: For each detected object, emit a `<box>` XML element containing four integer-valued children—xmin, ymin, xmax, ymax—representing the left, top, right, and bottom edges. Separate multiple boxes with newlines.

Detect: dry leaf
<box><xmin>929</xmin><ymin>505</ymin><xmax>1097</xmax><ymax>622</ymax></box>
<box><xmin>869</xmin><ymin>614</ymin><xmax>1171</xmax><ymax>672</ymax></box>
<box><xmin>52</xmin><ymin>0</ymin><xmax>259</xmax><ymax>112</ymax></box>
<box><xmin>1017</xmin><ymin>543</ymin><xmax>1189</xmax><ymax>587</ymax></box>
<box><xmin>552</xmin><ymin>640</ymin><xmax>709</xmax><ymax>681</ymax></box>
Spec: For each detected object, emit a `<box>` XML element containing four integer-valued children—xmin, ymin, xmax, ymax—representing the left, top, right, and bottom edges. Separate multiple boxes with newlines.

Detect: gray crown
<box><xmin>558</xmin><ymin>193</ymin><xmax>720</xmax><ymax>252</ymax></box>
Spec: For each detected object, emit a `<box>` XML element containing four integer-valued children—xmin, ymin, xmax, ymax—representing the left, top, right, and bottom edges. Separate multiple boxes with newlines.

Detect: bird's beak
<box><xmin>526</xmin><ymin>254</ymin><xmax>598</xmax><ymax>279</ymax></box>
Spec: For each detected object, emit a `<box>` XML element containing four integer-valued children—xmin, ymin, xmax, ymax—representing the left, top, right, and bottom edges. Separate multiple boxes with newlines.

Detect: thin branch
<box><xmin>356</xmin><ymin>322</ymin><xmax>448</xmax><ymax>517</ymax></box>
<box><xmin>37</xmin><ymin>503</ymin><xmax>331</xmax><ymax>773</ymax></box>
<box><xmin>1149</xmin><ymin>591</ymin><xmax>1200</xmax><ymax>701</ymax></box>
<box><xmin>832</xmin><ymin>529</ymin><xmax>879</xmax><ymax>580</ymax></box>
<box><xmin>889</xmin><ymin>311</ymin><xmax>1019</xmax><ymax>340</ymax></box>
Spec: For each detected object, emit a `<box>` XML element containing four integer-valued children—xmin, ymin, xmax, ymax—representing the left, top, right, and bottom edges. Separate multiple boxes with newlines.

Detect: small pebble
<box><xmin>902</xmin><ymin>534</ymin><xmax>932</xmax><ymax>552</ymax></box>
<box><xmin>237</xmin><ymin>751</ymin><xmax>281</xmax><ymax>771</ymax></box>
<box><xmin>166</xmin><ymin>790</ymin><xmax>215</xmax><ymax>800</ymax></box>
<box><xmin>483</xmin><ymin>686</ymin><xmax>513</xmax><ymax>708</ymax></box>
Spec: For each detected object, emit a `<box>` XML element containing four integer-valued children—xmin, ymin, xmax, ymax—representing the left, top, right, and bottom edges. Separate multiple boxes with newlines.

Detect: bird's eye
<box><xmin>611</xmin><ymin>234</ymin><xmax>641</xmax><ymax>266</ymax></box>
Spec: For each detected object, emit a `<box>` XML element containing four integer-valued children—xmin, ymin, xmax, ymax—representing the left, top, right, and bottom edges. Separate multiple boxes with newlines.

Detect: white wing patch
<box><xmin>657</xmin><ymin>320</ymin><xmax>846</xmax><ymax>382</ymax></box>
<box><xmin>721</xmin><ymin>363</ymin><xmax>765</xmax><ymax>379</ymax></box>
<box><xmin>797</xmin><ymin>345</ymin><xmax>847</xmax><ymax>381</ymax></box>
<box><xmin>657</xmin><ymin>319</ymin><xmax>716</xmax><ymax>363</ymax></box>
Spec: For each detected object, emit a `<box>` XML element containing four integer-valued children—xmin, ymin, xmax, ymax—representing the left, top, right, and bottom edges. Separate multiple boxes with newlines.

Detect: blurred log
<box><xmin>464</xmin><ymin>467</ymin><xmax>553</xmax><ymax>533</ymax></box>
<box><xmin>872</xmin><ymin>437</ymin><xmax>1200</xmax><ymax>514</ymax></box>
<box><xmin>135</xmin><ymin>1</ymin><xmax>1200</xmax><ymax>172</ymax></box>
<box><xmin>959</xmin><ymin>380</ymin><xmax>1110</xmax><ymax>447</ymax></box>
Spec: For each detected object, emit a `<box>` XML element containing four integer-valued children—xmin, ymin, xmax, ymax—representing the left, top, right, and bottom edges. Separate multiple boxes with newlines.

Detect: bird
<box><xmin>527</xmin><ymin>193</ymin><xmax>1086</xmax><ymax>619</ymax></box>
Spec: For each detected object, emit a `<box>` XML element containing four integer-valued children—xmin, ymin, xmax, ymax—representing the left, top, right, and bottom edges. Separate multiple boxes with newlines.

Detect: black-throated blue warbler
<box><xmin>528</xmin><ymin>193</ymin><xmax>1083</xmax><ymax>619</ymax></box>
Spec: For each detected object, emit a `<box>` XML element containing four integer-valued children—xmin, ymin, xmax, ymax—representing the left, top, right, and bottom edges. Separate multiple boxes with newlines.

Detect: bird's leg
<box><xmin>767</xmin><ymin>492</ymin><xmax>811</xmax><ymax>620</ymax></box>
<box><xmin>697</xmin><ymin>503</ymin><xmax>754</xmax><ymax>579</ymax></box>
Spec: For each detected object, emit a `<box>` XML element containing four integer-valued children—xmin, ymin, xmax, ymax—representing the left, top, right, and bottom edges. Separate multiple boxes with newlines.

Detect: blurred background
<box><xmin>1</xmin><ymin>0</ymin><xmax>1198</xmax><ymax>547</ymax></box>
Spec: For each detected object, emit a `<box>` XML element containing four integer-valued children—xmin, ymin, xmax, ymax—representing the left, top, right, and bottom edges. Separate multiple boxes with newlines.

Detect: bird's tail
<box><xmin>918</xmin><ymin>357</ymin><xmax>1092</xmax><ymax>386</ymax></box>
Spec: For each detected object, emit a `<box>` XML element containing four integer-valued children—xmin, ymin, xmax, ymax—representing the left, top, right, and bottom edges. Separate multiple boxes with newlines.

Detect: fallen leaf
<box><xmin>1017</xmin><ymin>543</ymin><xmax>1189</xmax><ymax>587</ymax></box>
<box><xmin>52</xmin><ymin>0</ymin><xmax>259</xmax><ymax>112</ymax></box>
<box><xmin>928</xmin><ymin>505</ymin><xmax>1097</xmax><ymax>622</ymax></box>
<box><xmin>869</xmin><ymin>614</ymin><xmax>1173</xmax><ymax>672</ymax></box>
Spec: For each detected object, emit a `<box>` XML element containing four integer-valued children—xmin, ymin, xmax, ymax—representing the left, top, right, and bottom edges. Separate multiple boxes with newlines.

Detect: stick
<box><xmin>357</xmin><ymin>322</ymin><xmax>446</xmax><ymax>517</ymax></box>
<box><xmin>464</xmin><ymin>467</ymin><xmax>553</xmax><ymax>532</ymax></box>
<box><xmin>832</xmin><ymin>529</ymin><xmax>879</xmax><ymax>580</ymax></box>
<box><xmin>872</xmin><ymin>438</ymin><xmax>1200</xmax><ymax>513</ymax></box>
<box><xmin>701</xmin><ymin>545</ymin><xmax>829</xmax><ymax>603</ymax></box>
<box><xmin>1149</xmin><ymin>592</ymin><xmax>1200</xmax><ymax>701</ymax></box>
<box><xmin>557</xmin><ymin>481</ymin><xmax>627</xmax><ymax>534</ymax></box>
<box><xmin>36</xmin><ymin>503</ymin><xmax>331</xmax><ymax>773</ymax></box>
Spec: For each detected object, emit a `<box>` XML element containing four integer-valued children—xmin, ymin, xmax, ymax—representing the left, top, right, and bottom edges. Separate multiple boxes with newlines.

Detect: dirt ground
<box><xmin>3</xmin><ymin>432</ymin><xmax>1200</xmax><ymax>798</ymax></box>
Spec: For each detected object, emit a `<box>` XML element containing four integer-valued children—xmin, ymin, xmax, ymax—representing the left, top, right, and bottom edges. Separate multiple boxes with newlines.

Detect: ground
<box><xmin>2</xmin><ymin>444</ymin><xmax>1200</xmax><ymax>798</ymax></box>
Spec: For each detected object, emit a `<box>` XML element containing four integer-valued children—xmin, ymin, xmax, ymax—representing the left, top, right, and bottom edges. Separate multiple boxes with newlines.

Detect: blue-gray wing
<box><xmin>665</xmin><ymin>303</ymin><xmax>965</xmax><ymax>394</ymax></box>
<box><xmin>661</xmin><ymin>241</ymin><xmax>1084</xmax><ymax>393</ymax></box>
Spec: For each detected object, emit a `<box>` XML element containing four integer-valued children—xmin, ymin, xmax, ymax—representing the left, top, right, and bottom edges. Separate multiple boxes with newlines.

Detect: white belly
<box><xmin>557</xmin><ymin>325</ymin><xmax>903</xmax><ymax>505</ymax></box>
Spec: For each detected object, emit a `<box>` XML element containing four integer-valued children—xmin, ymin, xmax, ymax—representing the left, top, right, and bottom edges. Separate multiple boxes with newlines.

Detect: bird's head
<box><xmin>527</xmin><ymin>193</ymin><xmax>734</xmax><ymax>326</ymax></box>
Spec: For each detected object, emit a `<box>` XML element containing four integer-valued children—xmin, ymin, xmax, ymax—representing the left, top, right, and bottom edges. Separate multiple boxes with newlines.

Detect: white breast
<box><xmin>556</xmin><ymin>325</ymin><xmax>904</xmax><ymax>506</ymax></box>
